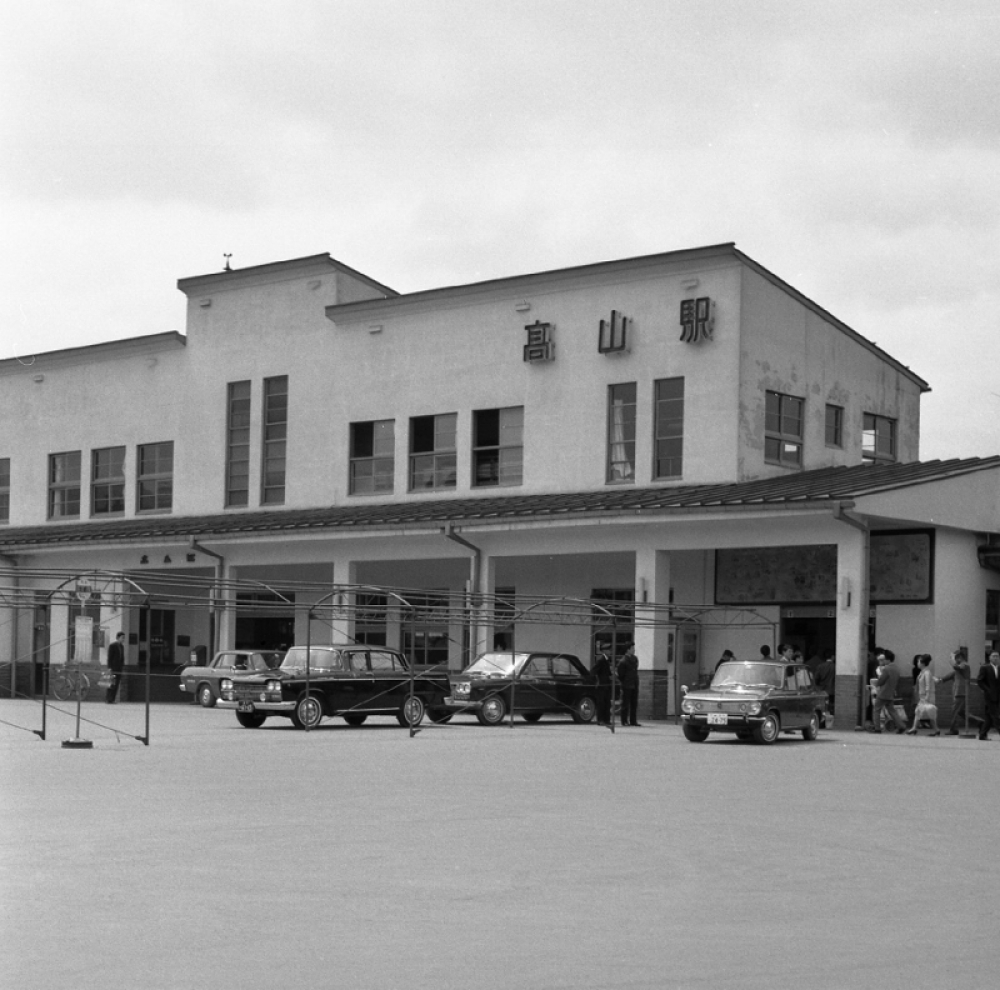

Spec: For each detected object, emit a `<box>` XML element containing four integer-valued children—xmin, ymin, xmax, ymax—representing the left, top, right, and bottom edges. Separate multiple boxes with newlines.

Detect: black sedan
<box><xmin>445</xmin><ymin>651</ymin><xmax>599</xmax><ymax>726</ymax></box>
<box><xmin>680</xmin><ymin>659</ymin><xmax>828</xmax><ymax>744</ymax></box>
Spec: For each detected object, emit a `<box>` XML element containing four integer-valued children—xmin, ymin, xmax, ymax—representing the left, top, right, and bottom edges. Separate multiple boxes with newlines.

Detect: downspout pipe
<box><xmin>443</xmin><ymin>524</ymin><xmax>481</xmax><ymax>664</ymax></box>
<box><xmin>0</xmin><ymin>552</ymin><xmax>19</xmax><ymax>698</ymax></box>
<box><xmin>189</xmin><ymin>539</ymin><xmax>225</xmax><ymax>657</ymax></box>
<box><xmin>833</xmin><ymin>505</ymin><xmax>870</xmax><ymax>729</ymax></box>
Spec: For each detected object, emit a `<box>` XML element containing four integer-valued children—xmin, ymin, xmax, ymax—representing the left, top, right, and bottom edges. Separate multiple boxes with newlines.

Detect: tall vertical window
<box><xmin>350</xmin><ymin>420</ymin><xmax>395</xmax><ymax>495</ymax></box>
<box><xmin>607</xmin><ymin>383</ymin><xmax>636</xmax><ymax>483</ymax></box>
<box><xmin>91</xmin><ymin>446</ymin><xmax>125</xmax><ymax>516</ymax></box>
<box><xmin>862</xmin><ymin>413</ymin><xmax>896</xmax><ymax>463</ymax></box>
<box><xmin>765</xmin><ymin>390</ymin><xmax>803</xmax><ymax>467</ymax></box>
<box><xmin>261</xmin><ymin>376</ymin><xmax>288</xmax><ymax>505</ymax></box>
<box><xmin>654</xmin><ymin>378</ymin><xmax>684</xmax><ymax>479</ymax></box>
<box><xmin>137</xmin><ymin>442</ymin><xmax>173</xmax><ymax>512</ymax></box>
<box><xmin>48</xmin><ymin>451</ymin><xmax>81</xmax><ymax>519</ymax></box>
<box><xmin>473</xmin><ymin>406</ymin><xmax>524</xmax><ymax>488</ymax></box>
<box><xmin>409</xmin><ymin>413</ymin><xmax>457</xmax><ymax>491</ymax></box>
<box><xmin>0</xmin><ymin>458</ymin><xmax>9</xmax><ymax>524</ymax></box>
<box><xmin>825</xmin><ymin>404</ymin><xmax>844</xmax><ymax>448</ymax></box>
<box><xmin>226</xmin><ymin>381</ymin><xmax>251</xmax><ymax>507</ymax></box>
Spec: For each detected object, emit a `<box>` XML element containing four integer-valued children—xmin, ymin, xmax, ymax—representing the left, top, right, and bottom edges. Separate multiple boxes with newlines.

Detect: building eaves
<box><xmin>2</xmin><ymin>458</ymin><xmax>996</xmax><ymax>552</ymax></box>
<box><xmin>0</xmin><ymin>332</ymin><xmax>186</xmax><ymax>375</ymax></box>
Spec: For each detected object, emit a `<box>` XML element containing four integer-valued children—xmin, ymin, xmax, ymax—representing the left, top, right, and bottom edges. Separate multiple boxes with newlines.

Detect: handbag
<box><xmin>97</xmin><ymin>671</ymin><xmax>114</xmax><ymax>689</ymax></box>
<box><xmin>915</xmin><ymin>701</ymin><xmax>937</xmax><ymax>719</ymax></box>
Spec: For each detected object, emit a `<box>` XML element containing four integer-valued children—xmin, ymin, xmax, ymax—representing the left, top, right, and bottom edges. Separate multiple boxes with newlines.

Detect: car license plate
<box><xmin>707</xmin><ymin>713</ymin><xmax>728</xmax><ymax>725</ymax></box>
<box><xmin>237</xmin><ymin>701</ymin><xmax>256</xmax><ymax>713</ymax></box>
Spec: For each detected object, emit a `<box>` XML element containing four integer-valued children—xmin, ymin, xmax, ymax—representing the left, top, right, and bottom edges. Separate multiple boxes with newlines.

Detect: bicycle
<box><xmin>49</xmin><ymin>665</ymin><xmax>91</xmax><ymax>702</ymax></box>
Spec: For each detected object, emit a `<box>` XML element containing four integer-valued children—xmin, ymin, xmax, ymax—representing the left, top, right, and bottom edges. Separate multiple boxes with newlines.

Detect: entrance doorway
<box><xmin>780</xmin><ymin>608</ymin><xmax>836</xmax><ymax>661</ymax></box>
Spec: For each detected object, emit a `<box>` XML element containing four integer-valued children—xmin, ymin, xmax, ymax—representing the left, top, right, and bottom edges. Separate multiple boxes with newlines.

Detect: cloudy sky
<box><xmin>2</xmin><ymin>0</ymin><xmax>997</xmax><ymax>460</ymax></box>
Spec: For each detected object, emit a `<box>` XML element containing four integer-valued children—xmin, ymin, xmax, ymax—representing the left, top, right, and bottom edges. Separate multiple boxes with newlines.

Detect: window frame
<box><xmin>0</xmin><ymin>457</ymin><xmax>10</xmax><ymax>524</ymax></box>
<box><xmin>653</xmin><ymin>377</ymin><xmax>684</xmax><ymax>480</ymax></box>
<box><xmin>862</xmin><ymin>413</ymin><xmax>897</xmax><ymax>463</ymax></box>
<box><xmin>261</xmin><ymin>375</ymin><xmax>288</xmax><ymax>506</ymax></box>
<box><xmin>350</xmin><ymin>420</ymin><xmax>395</xmax><ymax>496</ymax></box>
<box><xmin>472</xmin><ymin>406</ymin><xmax>524</xmax><ymax>488</ymax></box>
<box><xmin>48</xmin><ymin>450</ymin><xmax>82</xmax><ymax>520</ymax></box>
<box><xmin>825</xmin><ymin>404</ymin><xmax>844</xmax><ymax>449</ymax></box>
<box><xmin>606</xmin><ymin>382</ymin><xmax>637</xmax><ymax>484</ymax></box>
<box><xmin>764</xmin><ymin>390</ymin><xmax>804</xmax><ymax>468</ymax></box>
<box><xmin>226</xmin><ymin>380</ymin><xmax>252</xmax><ymax>508</ymax></box>
<box><xmin>409</xmin><ymin>413</ymin><xmax>457</xmax><ymax>492</ymax></box>
<box><xmin>136</xmin><ymin>441</ymin><xmax>173</xmax><ymax>513</ymax></box>
<box><xmin>91</xmin><ymin>445</ymin><xmax>126</xmax><ymax>517</ymax></box>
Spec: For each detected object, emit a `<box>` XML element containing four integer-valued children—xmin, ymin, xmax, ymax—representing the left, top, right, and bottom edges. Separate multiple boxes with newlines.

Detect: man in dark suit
<box><xmin>870</xmin><ymin>649</ymin><xmax>906</xmax><ymax>734</ymax></box>
<box><xmin>106</xmin><ymin>632</ymin><xmax>125</xmax><ymax>704</ymax></box>
<box><xmin>975</xmin><ymin>650</ymin><xmax>1000</xmax><ymax>741</ymax></box>
<box><xmin>593</xmin><ymin>647</ymin><xmax>613</xmax><ymax>725</ymax></box>
<box><xmin>617</xmin><ymin>644</ymin><xmax>640</xmax><ymax>727</ymax></box>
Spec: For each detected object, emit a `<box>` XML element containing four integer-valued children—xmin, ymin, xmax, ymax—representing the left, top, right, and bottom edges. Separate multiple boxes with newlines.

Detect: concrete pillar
<box><xmin>216</xmin><ymin>562</ymin><xmax>237</xmax><ymax>651</ymax></box>
<box><xmin>633</xmin><ymin>547</ymin><xmax>673</xmax><ymax>720</ymax></box>
<box><xmin>834</xmin><ymin>520</ymin><xmax>869</xmax><ymax>728</ymax></box>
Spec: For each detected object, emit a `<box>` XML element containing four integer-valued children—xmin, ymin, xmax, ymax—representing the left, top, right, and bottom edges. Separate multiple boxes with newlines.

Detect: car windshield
<box><xmin>280</xmin><ymin>648</ymin><xmax>343</xmax><ymax>672</ymax></box>
<box><xmin>465</xmin><ymin>652</ymin><xmax>530</xmax><ymax>678</ymax></box>
<box><xmin>711</xmin><ymin>662</ymin><xmax>783</xmax><ymax>689</ymax></box>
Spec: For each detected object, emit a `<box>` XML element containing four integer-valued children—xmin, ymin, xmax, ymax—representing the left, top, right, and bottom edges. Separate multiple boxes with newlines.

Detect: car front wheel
<box><xmin>292</xmin><ymin>694</ymin><xmax>324</xmax><ymax>730</ymax></box>
<box><xmin>682</xmin><ymin>723</ymin><xmax>709</xmax><ymax>742</ymax></box>
<box><xmin>753</xmin><ymin>713</ymin><xmax>780</xmax><ymax>745</ymax></box>
<box><xmin>197</xmin><ymin>684</ymin><xmax>216</xmax><ymax>708</ymax></box>
<box><xmin>397</xmin><ymin>694</ymin><xmax>425</xmax><ymax>727</ymax></box>
<box><xmin>802</xmin><ymin>712</ymin><xmax>820</xmax><ymax>741</ymax></box>
<box><xmin>236</xmin><ymin>711</ymin><xmax>267</xmax><ymax>729</ymax></box>
<box><xmin>477</xmin><ymin>695</ymin><xmax>507</xmax><ymax>726</ymax></box>
<box><xmin>571</xmin><ymin>696</ymin><xmax>597</xmax><ymax>724</ymax></box>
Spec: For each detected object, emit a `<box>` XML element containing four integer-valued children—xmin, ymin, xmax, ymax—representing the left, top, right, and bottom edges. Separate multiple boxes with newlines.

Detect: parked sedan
<box><xmin>680</xmin><ymin>659</ymin><xmax>828</xmax><ymax>744</ymax></box>
<box><xmin>178</xmin><ymin>650</ymin><xmax>284</xmax><ymax>707</ymax></box>
<box><xmin>218</xmin><ymin>645</ymin><xmax>451</xmax><ymax>729</ymax></box>
<box><xmin>446</xmin><ymin>651</ymin><xmax>599</xmax><ymax>726</ymax></box>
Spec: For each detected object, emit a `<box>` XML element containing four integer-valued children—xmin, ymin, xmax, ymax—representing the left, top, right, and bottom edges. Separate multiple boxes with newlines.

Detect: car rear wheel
<box><xmin>292</xmin><ymin>693</ymin><xmax>324</xmax><ymax>730</ymax></box>
<box><xmin>343</xmin><ymin>714</ymin><xmax>367</xmax><ymax>726</ymax></box>
<box><xmin>753</xmin><ymin>712</ymin><xmax>780</xmax><ymax>745</ymax></box>
<box><xmin>571</xmin><ymin>696</ymin><xmax>597</xmax><ymax>724</ymax></box>
<box><xmin>682</xmin><ymin>723</ymin><xmax>709</xmax><ymax>742</ymax></box>
<box><xmin>197</xmin><ymin>683</ymin><xmax>216</xmax><ymax>708</ymax></box>
<box><xmin>477</xmin><ymin>695</ymin><xmax>507</xmax><ymax>726</ymax></box>
<box><xmin>522</xmin><ymin>712</ymin><xmax>543</xmax><ymax>723</ymax></box>
<box><xmin>802</xmin><ymin>712</ymin><xmax>820</xmax><ymax>741</ymax></box>
<box><xmin>397</xmin><ymin>695</ymin><xmax>425</xmax><ymax>727</ymax></box>
<box><xmin>236</xmin><ymin>711</ymin><xmax>267</xmax><ymax>729</ymax></box>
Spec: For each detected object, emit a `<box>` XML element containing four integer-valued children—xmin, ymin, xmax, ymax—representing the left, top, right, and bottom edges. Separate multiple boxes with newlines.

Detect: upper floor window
<box><xmin>825</xmin><ymin>404</ymin><xmax>844</xmax><ymax>448</ymax></box>
<box><xmin>473</xmin><ymin>407</ymin><xmax>524</xmax><ymax>488</ymax></box>
<box><xmin>137</xmin><ymin>441</ymin><xmax>173</xmax><ymax>512</ymax></box>
<box><xmin>654</xmin><ymin>378</ymin><xmax>684</xmax><ymax>479</ymax></box>
<box><xmin>409</xmin><ymin>413</ymin><xmax>457</xmax><ymax>491</ymax></box>
<box><xmin>92</xmin><ymin>446</ymin><xmax>125</xmax><ymax>516</ymax></box>
<box><xmin>226</xmin><ymin>381</ymin><xmax>251</xmax><ymax>507</ymax></box>
<box><xmin>607</xmin><ymin>383</ymin><xmax>636</xmax><ymax>483</ymax></box>
<box><xmin>765</xmin><ymin>390</ymin><xmax>803</xmax><ymax>467</ymax></box>
<box><xmin>0</xmin><ymin>458</ymin><xmax>9</xmax><ymax>524</ymax></box>
<box><xmin>350</xmin><ymin>420</ymin><xmax>395</xmax><ymax>495</ymax></box>
<box><xmin>261</xmin><ymin>376</ymin><xmax>288</xmax><ymax>506</ymax></box>
<box><xmin>862</xmin><ymin>413</ymin><xmax>896</xmax><ymax>463</ymax></box>
<box><xmin>48</xmin><ymin>451</ymin><xmax>81</xmax><ymax>519</ymax></box>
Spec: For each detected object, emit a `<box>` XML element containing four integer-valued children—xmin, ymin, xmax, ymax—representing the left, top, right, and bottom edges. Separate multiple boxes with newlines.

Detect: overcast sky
<box><xmin>2</xmin><ymin>0</ymin><xmax>997</xmax><ymax>461</ymax></box>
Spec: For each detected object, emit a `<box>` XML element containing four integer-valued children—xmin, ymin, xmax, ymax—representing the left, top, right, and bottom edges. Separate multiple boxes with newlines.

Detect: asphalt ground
<box><xmin>1</xmin><ymin>700</ymin><xmax>998</xmax><ymax>990</ymax></box>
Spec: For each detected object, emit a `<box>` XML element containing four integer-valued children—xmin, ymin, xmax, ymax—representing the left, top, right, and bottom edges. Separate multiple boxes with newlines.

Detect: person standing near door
<box><xmin>106</xmin><ymin>632</ymin><xmax>125</xmax><ymax>704</ymax></box>
<box><xmin>617</xmin><ymin>644</ymin><xmax>640</xmax><ymax>727</ymax></box>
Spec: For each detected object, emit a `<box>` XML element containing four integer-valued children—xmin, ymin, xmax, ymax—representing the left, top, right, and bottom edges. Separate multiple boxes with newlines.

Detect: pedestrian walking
<box><xmin>869</xmin><ymin>649</ymin><xmax>907</xmax><ymax>734</ymax></box>
<box><xmin>938</xmin><ymin>649</ymin><xmax>970</xmax><ymax>734</ymax></box>
<box><xmin>975</xmin><ymin>650</ymin><xmax>1000</xmax><ymax>741</ymax></box>
<box><xmin>905</xmin><ymin>655</ymin><xmax>940</xmax><ymax>735</ymax></box>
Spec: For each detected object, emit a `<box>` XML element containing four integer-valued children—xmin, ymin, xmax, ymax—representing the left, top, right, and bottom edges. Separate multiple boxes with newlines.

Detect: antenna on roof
<box><xmin>223</xmin><ymin>253</ymin><xmax>232</xmax><ymax>272</ymax></box>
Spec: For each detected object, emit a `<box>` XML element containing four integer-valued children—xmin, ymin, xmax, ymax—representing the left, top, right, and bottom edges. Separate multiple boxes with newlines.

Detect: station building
<box><xmin>1</xmin><ymin>242</ymin><xmax>998</xmax><ymax>723</ymax></box>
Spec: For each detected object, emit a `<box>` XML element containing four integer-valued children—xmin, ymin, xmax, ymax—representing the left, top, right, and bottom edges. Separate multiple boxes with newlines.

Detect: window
<box><xmin>863</xmin><ymin>413</ymin><xmax>896</xmax><ymax>463</ymax></box>
<box><xmin>137</xmin><ymin>442</ymin><xmax>173</xmax><ymax>512</ymax></box>
<box><xmin>765</xmin><ymin>390</ymin><xmax>803</xmax><ymax>467</ymax></box>
<box><xmin>654</xmin><ymin>378</ymin><xmax>684</xmax><ymax>479</ymax></box>
<box><xmin>607</xmin><ymin>383</ymin><xmax>636</xmax><ymax>483</ymax></box>
<box><xmin>226</xmin><ymin>381</ymin><xmax>251</xmax><ymax>507</ymax></box>
<box><xmin>0</xmin><ymin>458</ymin><xmax>9</xmax><ymax>524</ymax></box>
<box><xmin>91</xmin><ymin>446</ymin><xmax>125</xmax><ymax>516</ymax></box>
<box><xmin>350</xmin><ymin>420</ymin><xmax>395</xmax><ymax>495</ymax></box>
<box><xmin>261</xmin><ymin>376</ymin><xmax>288</xmax><ymax>505</ymax></box>
<box><xmin>473</xmin><ymin>406</ymin><xmax>524</xmax><ymax>488</ymax></box>
<box><xmin>354</xmin><ymin>593</ymin><xmax>388</xmax><ymax>645</ymax></box>
<box><xmin>48</xmin><ymin>451</ymin><xmax>81</xmax><ymax>519</ymax></box>
<box><xmin>409</xmin><ymin>413</ymin><xmax>457</xmax><ymax>491</ymax></box>
<box><xmin>825</xmin><ymin>404</ymin><xmax>844</xmax><ymax>448</ymax></box>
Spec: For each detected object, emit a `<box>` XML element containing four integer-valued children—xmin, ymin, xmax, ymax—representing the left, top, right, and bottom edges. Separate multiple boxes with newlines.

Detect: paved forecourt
<box><xmin>1</xmin><ymin>700</ymin><xmax>997</xmax><ymax>990</ymax></box>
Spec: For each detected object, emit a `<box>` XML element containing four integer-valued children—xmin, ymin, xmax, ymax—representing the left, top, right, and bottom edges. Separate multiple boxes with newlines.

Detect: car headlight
<box><xmin>266</xmin><ymin>680</ymin><xmax>281</xmax><ymax>693</ymax></box>
<box><xmin>220</xmin><ymin>678</ymin><xmax>234</xmax><ymax>701</ymax></box>
<box><xmin>681</xmin><ymin>700</ymin><xmax>694</xmax><ymax>713</ymax></box>
<box><xmin>748</xmin><ymin>702</ymin><xmax>762</xmax><ymax>714</ymax></box>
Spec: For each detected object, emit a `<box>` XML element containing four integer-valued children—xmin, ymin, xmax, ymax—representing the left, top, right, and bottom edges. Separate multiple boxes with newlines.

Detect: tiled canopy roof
<box><xmin>1</xmin><ymin>457</ymin><xmax>996</xmax><ymax>550</ymax></box>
